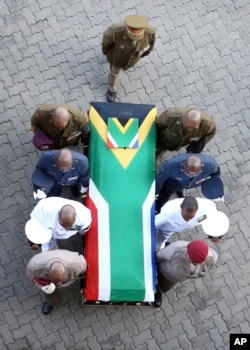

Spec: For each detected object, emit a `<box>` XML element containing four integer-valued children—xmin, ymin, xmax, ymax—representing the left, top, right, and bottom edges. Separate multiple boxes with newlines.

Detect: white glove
<box><xmin>213</xmin><ymin>196</ymin><xmax>224</xmax><ymax>203</ymax></box>
<box><xmin>80</xmin><ymin>185</ymin><xmax>88</xmax><ymax>194</ymax></box>
<box><xmin>41</xmin><ymin>283</ymin><xmax>56</xmax><ymax>294</ymax></box>
<box><xmin>78</xmin><ymin>225</ymin><xmax>90</xmax><ymax>235</ymax></box>
<box><xmin>33</xmin><ymin>189</ymin><xmax>47</xmax><ymax>200</ymax></box>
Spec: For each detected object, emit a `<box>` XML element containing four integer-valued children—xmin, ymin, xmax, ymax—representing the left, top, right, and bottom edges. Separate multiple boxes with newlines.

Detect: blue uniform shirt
<box><xmin>36</xmin><ymin>150</ymin><xmax>89</xmax><ymax>188</ymax></box>
<box><xmin>156</xmin><ymin>153</ymin><xmax>220</xmax><ymax>194</ymax></box>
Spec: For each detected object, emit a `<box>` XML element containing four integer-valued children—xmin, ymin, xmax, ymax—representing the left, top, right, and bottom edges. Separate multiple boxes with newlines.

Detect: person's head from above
<box><xmin>48</xmin><ymin>261</ymin><xmax>67</xmax><ymax>285</ymax></box>
<box><xmin>56</xmin><ymin>148</ymin><xmax>73</xmax><ymax>172</ymax></box>
<box><xmin>180</xmin><ymin>196</ymin><xmax>198</xmax><ymax>221</ymax></box>
<box><xmin>184</xmin><ymin>155</ymin><xmax>202</xmax><ymax>177</ymax></box>
<box><xmin>124</xmin><ymin>14</ymin><xmax>148</xmax><ymax>41</ymax></box>
<box><xmin>52</xmin><ymin>107</ymin><xmax>70</xmax><ymax>130</ymax></box>
<box><xmin>58</xmin><ymin>204</ymin><xmax>76</xmax><ymax>230</ymax></box>
<box><xmin>183</xmin><ymin>108</ymin><xmax>201</xmax><ymax>131</ymax></box>
<box><xmin>187</xmin><ymin>240</ymin><xmax>208</xmax><ymax>266</ymax></box>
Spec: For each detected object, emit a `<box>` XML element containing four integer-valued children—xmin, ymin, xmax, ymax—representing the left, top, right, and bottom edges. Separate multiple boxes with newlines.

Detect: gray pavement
<box><xmin>1</xmin><ymin>0</ymin><xmax>250</xmax><ymax>349</ymax></box>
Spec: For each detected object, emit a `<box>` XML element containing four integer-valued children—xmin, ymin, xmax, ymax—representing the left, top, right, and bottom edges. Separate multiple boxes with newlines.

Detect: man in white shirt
<box><xmin>26</xmin><ymin>197</ymin><xmax>92</xmax><ymax>252</ymax></box>
<box><xmin>155</xmin><ymin>196</ymin><xmax>219</xmax><ymax>249</ymax></box>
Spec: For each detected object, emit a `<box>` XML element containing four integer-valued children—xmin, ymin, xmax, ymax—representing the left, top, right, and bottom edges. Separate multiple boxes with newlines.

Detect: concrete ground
<box><xmin>1</xmin><ymin>0</ymin><xmax>250</xmax><ymax>349</ymax></box>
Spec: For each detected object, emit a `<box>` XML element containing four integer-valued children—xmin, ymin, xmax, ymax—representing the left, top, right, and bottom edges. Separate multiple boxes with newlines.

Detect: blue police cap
<box><xmin>32</xmin><ymin>168</ymin><xmax>55</xmax><ymax>189</ymax></box>
<box><xmin>201</xmin><ymin>176</ymin><xmax>224</xmax><ymax>199</ymax></box>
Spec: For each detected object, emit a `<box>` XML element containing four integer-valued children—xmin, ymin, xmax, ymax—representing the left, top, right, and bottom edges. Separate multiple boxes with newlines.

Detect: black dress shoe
<box><xmin>154</xmin><ymin>290</ymin><xmax>162</xmax><ymax>307</ymax></box>
<box><xmin>107</xmin><ymin>90</ymin><xmax>116</xmax><ymax>102</ymax></box>
<box><xmin>42</xmin><ymin>302</ymin><xmax>53</xmax><ymax>315</ymax></box>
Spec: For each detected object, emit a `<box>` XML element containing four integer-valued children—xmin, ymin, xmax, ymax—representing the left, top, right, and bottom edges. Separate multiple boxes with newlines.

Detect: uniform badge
<box><xmin>190</xmin><ymin>137</ymin><xmax>200</xmax><ymax>141</ymax></box>
<box><xmin>197</xmin><ymin>214</ymin><xmax>207</xmax><ymax>223</ymax></box>
<box><xmin>71</xmin><ymin>225</ymin><xmax>82</xmax><ymax>231</ymax></box>
<box><xmin>68</xmin><ymin>176</ymin><xmax>78</xmax><ymax>181</ymax></box>
<box><xmin>120</xmin><ymin>44</ymin><xmax>125</xmax><ymax>49</ymax></box>
<box><xmin>195</xmin><ymin>176</ymin><xmax>211</xmax><ymax>185</ymax></box>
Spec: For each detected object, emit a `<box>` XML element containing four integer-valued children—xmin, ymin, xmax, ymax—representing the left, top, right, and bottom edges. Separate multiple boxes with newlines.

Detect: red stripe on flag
<box><xmin>84</xmin><ymin>196</ymin><xmax>99</xmax><ymax>300</ymax></box>
<box><xmin>107</xmin><ymin>137</ymin><xmax>115</xmax><ymax>148</ymax></box>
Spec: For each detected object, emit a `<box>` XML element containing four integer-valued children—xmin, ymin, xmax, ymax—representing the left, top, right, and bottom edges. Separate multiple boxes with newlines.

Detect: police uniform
<box><xmin>102</xmin><ymin>15</ymin><xmax>156</xmax><ymax>93</ymax></box>
<box><xmin>156</xmin><ymin>107</ymin><xmax>216</xmax><ymax>153</ymax></box>
<box><xmin>31</xmin><ymin>104</ymin><xmax>89</xmax><ymax>149</ymax></box>
<box><xmin>155</xmin><ymin>153</ymin><xmax>223</xmax><ymax>211</ymax></box>
<box><xmin>33</xmin><ymin>150</ymin><xmax>89</xmax><ymax>197</ymax></box>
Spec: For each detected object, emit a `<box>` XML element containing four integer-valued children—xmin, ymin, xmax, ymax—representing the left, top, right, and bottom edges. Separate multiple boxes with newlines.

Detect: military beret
<box><xmin>124</xmin><ymin>14</ymin><xmax>148</xmax><ymax>29</ymax></box>
<box><xmin>187</xmin><ymin>240</ymin><xmax>208</xmax><ymax>263</ymax></box>
<box><xmin>201</xmin><ymin>176</ymin><xmax>224</xmax><ymax>199</ymax></box>
<box><xmin>33</xmin><ymin>130</ymin><xmax>53</xmax><ymax>149</ymax></box>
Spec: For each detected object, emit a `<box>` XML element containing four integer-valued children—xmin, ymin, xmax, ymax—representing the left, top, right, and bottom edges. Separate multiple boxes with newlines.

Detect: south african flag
<box><xmin>84</xmin><ymin>102</ymin><xmax>156</xmax><ymax>302</ymax></box>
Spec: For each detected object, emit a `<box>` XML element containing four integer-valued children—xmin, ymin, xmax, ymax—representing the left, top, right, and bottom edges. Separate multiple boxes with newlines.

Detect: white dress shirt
<box><xmin>30</xmin><ymin>197</ymin><xmax>92</xmax><ymax>251</ymax></box>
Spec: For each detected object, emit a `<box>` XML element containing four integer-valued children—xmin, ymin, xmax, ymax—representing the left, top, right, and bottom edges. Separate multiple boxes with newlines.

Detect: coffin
<box><xmin>83</xmin><ymin>102</ymin><xmax>156</xmax><ymax>303</ymax></box>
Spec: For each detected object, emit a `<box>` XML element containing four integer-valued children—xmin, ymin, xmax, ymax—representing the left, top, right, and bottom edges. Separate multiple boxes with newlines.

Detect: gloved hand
<box><xmin>80</xmin><ymin>185</ymin><xmax>88</xmax><ymax>194</ymax></box>
<box><xmin>213</xmin><ymin>196</ymin><xmax>224</xmax><ymax>203</ymax></box>
<box><xmin>41</xmin><ymin>283</ymin><xmax>56</xmax><ymax>294</ymax></box>
<box><xmin>33</xmin><ymin>189</ymin><xmax>47</xmax><ymax>200</ymax></box>
<box><xmin>189</xmin><ymin>272</ymin><xmax>206</xmax><ymax>279</ymax></box>
<box><xmin>78</xmin><ymin>225</ymin><xmax>90</xmax><ymax>235</ymax></box>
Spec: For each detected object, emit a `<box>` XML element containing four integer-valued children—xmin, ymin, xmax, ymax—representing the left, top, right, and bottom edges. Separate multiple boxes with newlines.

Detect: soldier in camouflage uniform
<box><xmin>102</xmin><ymin>14</ymin><xmax>156</xmax><ymax>102</ymax></box>
<box><xmin>156</xmin><ymin>107</ymin><xmax>216</xmax><ymax>154</ymax></box>
<box><xmin>31</xmin><ymin>104</ymin><xmax>89</xmax><ymax>150</ymax></box>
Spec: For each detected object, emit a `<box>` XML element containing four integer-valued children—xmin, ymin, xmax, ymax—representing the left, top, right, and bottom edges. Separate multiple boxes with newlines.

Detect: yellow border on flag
<box><xmin>89</xmin><ymin>105</ymin><xmax>156</xmax><ymax>169</ymax></box>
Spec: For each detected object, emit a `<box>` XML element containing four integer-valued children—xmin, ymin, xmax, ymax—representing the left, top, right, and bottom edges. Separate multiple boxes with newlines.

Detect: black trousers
<box><xmin>186</xmin><ymin>138</ymin><xmax>206</xmax><ymax>153</ymax></box>
<box><xmin>157</xmin><ymin>270</ymin><xmax>177</xmax><ymax>293</ymax></box>
<box><xmin>44</xmin><ymin>288</ymin><xmax>60</xmax><ymax>306</ymax></box>
<box><xmin>57</xmin><ymin>233</ymin><xmax>84</xmax><ymax>255</ymax></box>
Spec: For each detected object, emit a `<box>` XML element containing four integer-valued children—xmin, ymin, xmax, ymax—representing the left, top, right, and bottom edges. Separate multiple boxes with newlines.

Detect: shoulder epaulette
<box><xmin>109</xmin><ymin>23</ymin><xmax>126</xmax><ymax>43</ymax></box>
<box><xmin>144</xmin><ymin>26</ymin><xmax>156</xmax><ymax>35</ymax></box>
<box><xmin>110</xmin><ymin>22</ymin><xmax>126</xmax><ymax>32</ymax></box>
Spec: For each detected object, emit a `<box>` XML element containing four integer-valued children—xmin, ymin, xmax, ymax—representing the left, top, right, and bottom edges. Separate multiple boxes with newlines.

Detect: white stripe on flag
<box><xmin>128</xmin><ymin>133</ymin><xmax>139</xmax><ymax>148</ymax></box>
<box><xmin>142</xmin><ymin>181</ymin><xmax>155</xmax><ymax>301</ymax></box>
<box><xmin>89</xmin><ymin>179</ymin><xmax>111</xmax><ymax>301</ymax></box>
<box><xmin>107</xmin><ymin>132</ymin><xmax>118</xmax><ymax>147</ymax></box>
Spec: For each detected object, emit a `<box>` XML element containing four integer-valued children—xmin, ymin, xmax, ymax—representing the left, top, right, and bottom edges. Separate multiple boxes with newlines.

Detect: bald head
<box><xmin>52</xmin><ymin>107</ymin><xmax>70</xmax><ymax>130</ymax></box>
<box><xmin>48</xmin><ymin>261</ymin><xmax>67</xmax><ymax>284</ymax></box>
<box><xmin>56</xmin><ymin>148</ymin><xmax>73</xmax><ymax>172</ymax></box>
<box><xmin>58</xmin><ymin>204</ymin><xmax>76</xmax><ymax>229</ymax></box>
<box><xmin>183</xmin><ymin>108</ymin><xmax>201</xmax><ymax>131</ymax></box>
<box><xmin>184</xmin><ymin>155</ymin><xmax>202</xmax><ymax>177</ymax></box>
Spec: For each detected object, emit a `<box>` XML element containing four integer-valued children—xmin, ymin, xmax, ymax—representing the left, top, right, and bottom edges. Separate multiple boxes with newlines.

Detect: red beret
<box><xmin>187</xmin><ymin>240</ymin><xmax>208</xmax><ymax>263</ymax></box>
<box><xmin>33</xmin><ymin>130</ymin><xmax>53</xmax><ymax>149</ymax></box>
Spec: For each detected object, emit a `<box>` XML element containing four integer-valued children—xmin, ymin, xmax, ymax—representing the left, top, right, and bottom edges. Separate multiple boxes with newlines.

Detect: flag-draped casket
<box><xmin>84</xmin><ymin>102</ymin><xmax>156</xmax><ymax>303</ymax></box>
